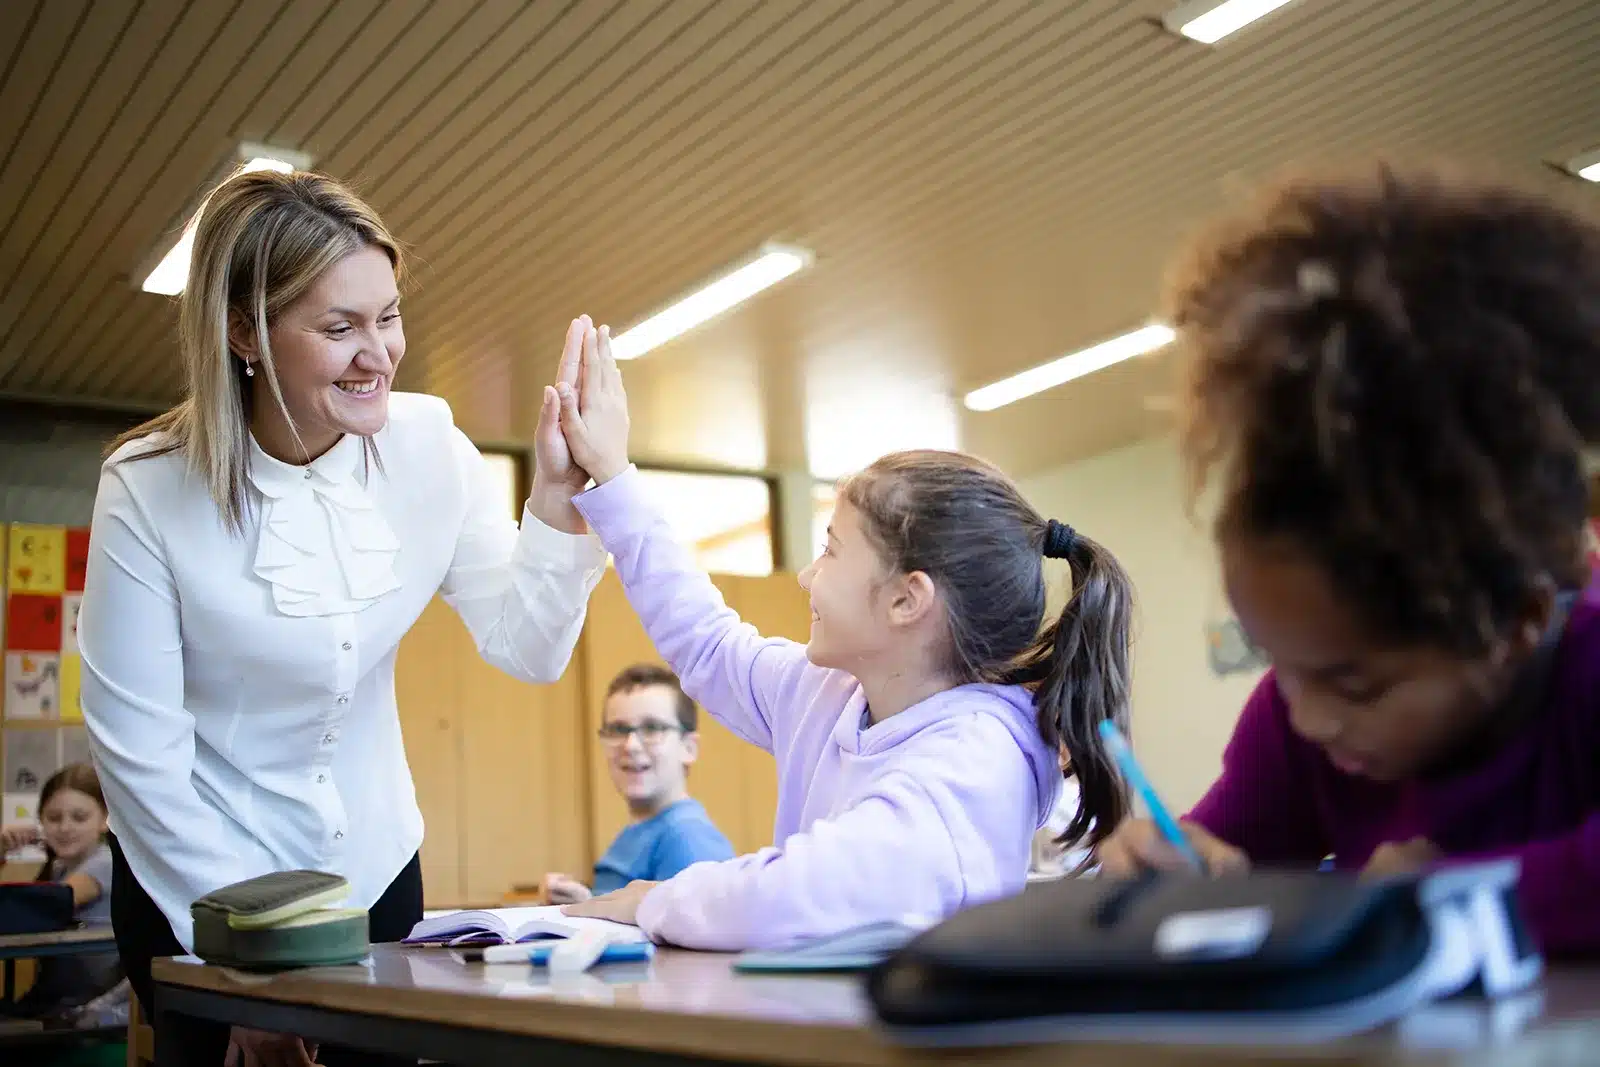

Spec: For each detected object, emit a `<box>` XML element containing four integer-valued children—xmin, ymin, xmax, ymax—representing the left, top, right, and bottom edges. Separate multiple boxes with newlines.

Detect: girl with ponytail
<box><xmin>552</xmin><ymin>328</ymin><xmax>1135</xmax><ymax>949</ymax></box>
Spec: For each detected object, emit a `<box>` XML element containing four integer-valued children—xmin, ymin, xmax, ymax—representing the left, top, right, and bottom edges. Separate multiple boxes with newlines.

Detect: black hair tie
<box><xmin>1043</xmin><ymin>519</ymin><xmax>1078</xmax><ymax>559</ymax></box>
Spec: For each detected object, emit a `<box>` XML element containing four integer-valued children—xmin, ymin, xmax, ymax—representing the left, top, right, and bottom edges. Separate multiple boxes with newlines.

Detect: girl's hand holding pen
<box><xmin>1098</xmin><ymin>818</ymin><xmax>1250</xmax><ymax>878</ymax></box>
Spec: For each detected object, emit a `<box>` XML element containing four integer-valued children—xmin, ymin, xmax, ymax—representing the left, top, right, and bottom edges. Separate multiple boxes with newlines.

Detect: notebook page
<box><xmin>407</xmin><ymin>905</ymin><xmax>557</xmax><ymax>942</ymax></box>
<box><xmin>513</xmin><ymin>908</ymin><xmax>649</xmax><ymax>944</ymax></box>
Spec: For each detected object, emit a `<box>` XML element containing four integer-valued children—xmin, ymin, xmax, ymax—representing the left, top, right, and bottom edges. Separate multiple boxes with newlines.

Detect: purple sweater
<box><xmin>1188</xmin><ymin>584</ymin><xmax>1600</xmax><ymax>957</ymax></box>
<box><xmin>574</xmin><ymin>467</ymin><xmax>1060</xmax><ymax>951</ymax></box>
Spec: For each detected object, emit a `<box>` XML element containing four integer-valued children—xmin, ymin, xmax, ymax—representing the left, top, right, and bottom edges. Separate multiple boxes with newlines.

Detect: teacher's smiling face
<box><xmin>234</xmin><ymin>243</ymin><xmax>405</xmax><ymax>464</ymax></box>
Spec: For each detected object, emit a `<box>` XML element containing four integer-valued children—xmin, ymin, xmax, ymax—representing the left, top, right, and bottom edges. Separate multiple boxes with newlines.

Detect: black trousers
<box><xmin>110</xmin><ymin>835</ymin><xmax>424</xmax><ymax>1066</ymax></box>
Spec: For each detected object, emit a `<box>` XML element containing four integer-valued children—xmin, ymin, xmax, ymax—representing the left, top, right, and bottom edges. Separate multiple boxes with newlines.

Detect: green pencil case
<box><xmin>192</xmin><ymin>870</ymin><xmax>370</xmax><ymax>970</ymax></box>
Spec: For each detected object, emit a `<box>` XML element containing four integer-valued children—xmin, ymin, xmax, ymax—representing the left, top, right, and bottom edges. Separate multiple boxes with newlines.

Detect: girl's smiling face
<box><xmin>39</xmin><ymin>786</ymin><xmax>107</xmax><ymax>867</ymax></box>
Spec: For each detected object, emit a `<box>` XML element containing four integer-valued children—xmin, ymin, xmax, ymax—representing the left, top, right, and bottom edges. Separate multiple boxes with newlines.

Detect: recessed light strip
<box><xmin>141</xmin><ymin>146</ymin><xmax>310</xmax><ymax>296</ymax></box>
<box><xmin>963</xmin><ymin>323</ymin><xmax>1176</xmax><ymax>412</ymax></box>
<box><xmin>610</xmin><ymin>244</ymin><xmax>814</xmax><ymax>361</ymax></box>
<box><xmin>1162</xmin><ymin>0</ymin><xmax>1300</xmax><ymax>44</ymax></box>
<box><xmin>1563</xmin><ymin>145</ymin><xmax>1600</xmax><ymax>183</ymax></box>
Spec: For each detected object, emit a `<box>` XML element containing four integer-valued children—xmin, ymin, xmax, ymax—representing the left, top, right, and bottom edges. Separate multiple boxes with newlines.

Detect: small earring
<box><xmin>244</xmin><ymin>362</ymin><xmax>255</xmax><ymax>377</ymax></box>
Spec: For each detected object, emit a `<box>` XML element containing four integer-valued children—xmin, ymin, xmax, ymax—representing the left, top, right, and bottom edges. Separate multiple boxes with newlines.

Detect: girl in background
<box><xmin>1099</xmin><ymin>166</ymin><xmax>1600</xmax><ymax>957</ymax></box>
<box><xmin>0</xmin><ymin>763</ymin><xmax>123</xmax><ymax>1023</ymax></box>
<box><xmin>556</xmin><ymin>326</ymin><xmax>1131</xmax><ymax>949</ymax></box>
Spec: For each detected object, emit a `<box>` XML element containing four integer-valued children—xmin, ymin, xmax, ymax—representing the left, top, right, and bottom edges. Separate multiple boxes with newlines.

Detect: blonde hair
<box><xmin>110</xmin><ymin>168</ymin><xmax>403</xmax><ymax>532</ymax></box>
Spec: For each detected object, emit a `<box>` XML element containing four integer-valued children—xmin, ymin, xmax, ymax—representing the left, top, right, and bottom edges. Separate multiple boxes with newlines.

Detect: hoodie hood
<box><xmin>831</xmin><ymin>681</ymin><xmax>1062</xmax><ymax>828</ymax></box>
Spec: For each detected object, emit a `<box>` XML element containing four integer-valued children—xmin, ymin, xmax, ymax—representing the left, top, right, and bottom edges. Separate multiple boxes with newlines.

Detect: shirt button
<box><xmin>334</xmin><ymin>830</ymin><xmax>344</xmax><ymax>840</ymax></box>
<box><xmin>337</xmin><ymin>694</ymin><xmax>349</xmax><ymax>705</ymax></box>
<box><xmin>304</xmin><ymin>469</ymin><xmax>313</xmax><ymax>480</ymax></box>
<box><xmin>323</xmin><ymin>733</ymin><xmax>335</xmax><ymax>744</ymax></box>
<box><xmin>341</xmin><ymin>642</ymin><xmax>352</xmax><ymax>651</ymax></box>
<box><xmin>316</xmin><ymin>774</ymin><xmax>327</xmax><ymax>784</ymax></box>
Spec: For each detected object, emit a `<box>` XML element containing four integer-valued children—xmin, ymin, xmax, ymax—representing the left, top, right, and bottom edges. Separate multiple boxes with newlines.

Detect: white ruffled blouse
<box><xmin>77</xmin><ymin>393</ymin><xmax>609</xmax><ymax>950</ymax></box>
<box><xmin>248</xmin><ymin>432</ymin><xmax>403</xmax><ymax>617</ymax></box>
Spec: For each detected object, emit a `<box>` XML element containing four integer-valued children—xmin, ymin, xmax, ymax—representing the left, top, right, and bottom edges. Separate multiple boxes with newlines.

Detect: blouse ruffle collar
<box><xmin>248</xmin><ymin>433</ymin><xmax>401</xmax><ymax>617</ymax></box>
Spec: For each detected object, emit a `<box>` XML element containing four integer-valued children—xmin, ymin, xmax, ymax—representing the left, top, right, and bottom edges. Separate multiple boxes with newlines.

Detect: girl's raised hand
<box><xmin>555</xmin><ymin>324</ymin><xmax>630</xmax><ymax>486</ymax></box>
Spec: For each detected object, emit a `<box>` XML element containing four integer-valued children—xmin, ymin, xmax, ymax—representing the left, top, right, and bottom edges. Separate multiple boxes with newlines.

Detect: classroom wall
<box><xmin>2</xmin><ymin>524</ymin><xmax>93</xmax><ymax>843</ymax></box>
<box><xmin>1018</xmin><ymin>435</ymin><xmax>1264</xmax><ymax>811</ymax></box>
<box><xmin>0</xmin><ymin>403</ymin><xmax>136</xmax><ymax>526</ymax></box>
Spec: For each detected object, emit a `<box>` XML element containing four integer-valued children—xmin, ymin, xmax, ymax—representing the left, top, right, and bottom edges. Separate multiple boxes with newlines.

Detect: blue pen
<box><xmin>1097</xmin><ymin>720</ymin><xmax>1204</xmax><ymax>871</ymax></box>
<box><xmin>469</xmin><ymin>940</ymin><xmax>655</xmax><ymax>966</ymax></box>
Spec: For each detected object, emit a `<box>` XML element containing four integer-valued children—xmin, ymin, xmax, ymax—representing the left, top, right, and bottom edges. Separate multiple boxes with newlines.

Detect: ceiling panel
<box><xmin>1</xmin><ymin>0</ymin><xmax>1596</xmax><ymax>479</ymax></box>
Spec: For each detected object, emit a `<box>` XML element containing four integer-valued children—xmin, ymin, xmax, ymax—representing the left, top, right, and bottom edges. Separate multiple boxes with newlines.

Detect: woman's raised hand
<box><xmin>556</xmin><ymin>323</ymin><xmax>630</xmax><ymax>486</ymax></box>
<box><xmin>528</xmin><ymin>317</ymin><xmax>596</xmax><ymax>533</ymax></box>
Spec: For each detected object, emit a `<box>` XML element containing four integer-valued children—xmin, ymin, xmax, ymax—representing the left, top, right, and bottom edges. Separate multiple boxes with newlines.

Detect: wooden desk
<box><xmin>0</xmin><ymin>926</ymin><xmax>123</xmax><ymax>1053</ymax></box>
<box><xmin>149</xmin><ymin>945</ymin><xmax>1600</xmax><ymax>1067</ymax></box>
<box><xmin>0</xmin><ymin>926</ymin><xmax>120</xmax><ymax>958</ymax></box>
<box><xmin>0</xmin><ymin>925</ymin><xmax>118</xmax><ymax>1000</ymax></box>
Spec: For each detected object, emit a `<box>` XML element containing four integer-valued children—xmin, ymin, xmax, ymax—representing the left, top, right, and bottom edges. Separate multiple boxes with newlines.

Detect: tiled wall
<box><xmin>0</xmin><ymin>403</ymin><xmax>138</xmax><ymax>527</ymax></box>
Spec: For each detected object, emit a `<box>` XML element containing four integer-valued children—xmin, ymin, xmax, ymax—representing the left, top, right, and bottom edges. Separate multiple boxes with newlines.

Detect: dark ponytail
<box><xmin>1007</xmin><ymin>533</ymin><xmax>1135</xmax><ymax>855</ymax></box>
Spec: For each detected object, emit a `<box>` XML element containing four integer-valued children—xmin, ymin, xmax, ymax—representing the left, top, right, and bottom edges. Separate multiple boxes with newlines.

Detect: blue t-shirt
<box><xmin>592</xmin><ymin>798</ymin><xmax>734</xmax><ymax>894</ymax></box>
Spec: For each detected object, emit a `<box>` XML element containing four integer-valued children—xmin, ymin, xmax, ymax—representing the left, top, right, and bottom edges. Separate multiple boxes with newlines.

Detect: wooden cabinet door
<box><xmin>394</xmin><ymin>598</ymin><xmax>467</xmax><ymax>906</ymax></box>
<box><xmin>458</xmin><ymin>654</ymin><xmax>591</xmax><ymax>904</ymax></box>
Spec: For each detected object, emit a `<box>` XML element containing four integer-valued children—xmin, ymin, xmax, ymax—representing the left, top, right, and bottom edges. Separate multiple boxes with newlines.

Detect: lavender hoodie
<box><xmin>574</xmin><ymin>466</ymin><xmax>1061</xmax><ymax>951</ymax></box>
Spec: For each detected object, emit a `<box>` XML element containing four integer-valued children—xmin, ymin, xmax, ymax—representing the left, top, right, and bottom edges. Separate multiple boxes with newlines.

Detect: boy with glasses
<box><xmin>546</xmin><ymin>664</ymin><xmax>734</xmax><ymax>903</ymax></box>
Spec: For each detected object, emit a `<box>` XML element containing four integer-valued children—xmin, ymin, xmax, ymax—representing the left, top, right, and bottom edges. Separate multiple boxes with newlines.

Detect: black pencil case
<box><xmin>867</xmin><ymin>861</ymin><xmax>1540</xmax><ymax>1035</ymax></box>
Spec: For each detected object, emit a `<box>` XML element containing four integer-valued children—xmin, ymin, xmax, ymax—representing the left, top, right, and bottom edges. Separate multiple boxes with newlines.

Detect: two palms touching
<box><xmin>534</xmin><ymin>315</ymin><xmax>631</xmax><ymax>500</ymax></box>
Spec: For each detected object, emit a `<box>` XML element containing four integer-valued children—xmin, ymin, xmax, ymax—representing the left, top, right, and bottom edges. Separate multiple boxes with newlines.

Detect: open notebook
<box><xmin>404</xmin><ymin>906</ymin><xmax>647</xmax><ymax>947</ymax></box>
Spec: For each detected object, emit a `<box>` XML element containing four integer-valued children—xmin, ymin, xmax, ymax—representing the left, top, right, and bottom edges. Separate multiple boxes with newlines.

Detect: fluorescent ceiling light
<box><xmin>1163</xmin><ymin>0</ymin><xmax>1300</xmax><ymax>44</ymax></box>
<box><xmin>141</xmin><ymin>146</ymin><xmax>311</xmax><ymax>295</ymax></box>
<box><xmin>1562</xmin><ymin>145</ymin><xmax>1600</xmax><ymax>183</ymax></box>
<box><xmin>610</xmin><ymin>244</ymin><xmax>813</xmax><ymax>360</ymax></box>
<box><xmin>963</xmin><ymin>323</ymin><xmax>1176</xmax><ymax>412</ymax></box>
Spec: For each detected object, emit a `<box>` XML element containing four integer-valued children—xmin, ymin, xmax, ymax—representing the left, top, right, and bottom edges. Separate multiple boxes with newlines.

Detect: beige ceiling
<box><xmin>0</xmin><ymin>0</ymin><xmax>1596</xmax><ymax>479</ymax></box>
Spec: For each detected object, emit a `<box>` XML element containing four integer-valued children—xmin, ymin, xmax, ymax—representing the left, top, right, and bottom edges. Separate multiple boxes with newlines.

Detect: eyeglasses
<box><xmin>597</xmin><ymin>722</ymin><xmax>684</xmax><ymax>745</ymax></box>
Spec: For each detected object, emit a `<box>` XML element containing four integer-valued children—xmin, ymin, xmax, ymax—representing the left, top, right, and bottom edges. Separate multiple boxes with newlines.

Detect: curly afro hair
<box><xmin>1166</xmin><ymin>164</ymin><xmax>1600</xmax><ymax>654</ymax></box>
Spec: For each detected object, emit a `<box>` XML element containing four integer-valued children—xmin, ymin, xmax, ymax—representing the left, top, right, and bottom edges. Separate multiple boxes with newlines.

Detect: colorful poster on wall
<box><xmin>4</xmin><ymin>652</ymin><xmax>60</xmax><ymax>719</ymax></box>
<box><xmin>59</xmin><ymin>654</ymin><xmax>83</xmax><ymax>723</ymax></box>
<box><xmin>6</xmin><ymin>592</ymin><xmax>63</xmax><ymax>652</ymax></box>
<box><xmin>0</xmin><ymin>790</ymin><xmax>44</xmax><ymax>863</ymax></box>
<box><xmin>4</xmin><ymin>727</ymin><xmax>57</xmax><ymax>793</ymax></box>
<box><xmin>61</xmin><ymin>593</ymin><xmax>82</xmax><ymax>655</ymax></box>
<box><xmin>2</xmin><ymin>792</ymin><xmax>44</xmax><ymax>860</ymax></box>
<box><xmin>4</xmin><ymin>792</ymin><xmax>39</xmax><ymax>823</ymax></box>
<box><xmin>58</xmin><ymin>655</ymin><xmax>84</xmax><ymax>723</ymax></box>
<box><xmin>7</xmin><ymin>525</ymin><xmax>66</xmax><ymax>596</ymax></box>
<box><xmin>65</xmin><ymin>527</ymin><xmax>90</xmax><ymax>594</ymax></box>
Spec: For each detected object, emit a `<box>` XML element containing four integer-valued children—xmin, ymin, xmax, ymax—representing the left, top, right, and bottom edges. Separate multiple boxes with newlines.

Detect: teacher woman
<box><xmin>78</xmin><ymin>168</ymin><xmax>621</xmax><ymax>1064</ymax></box>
